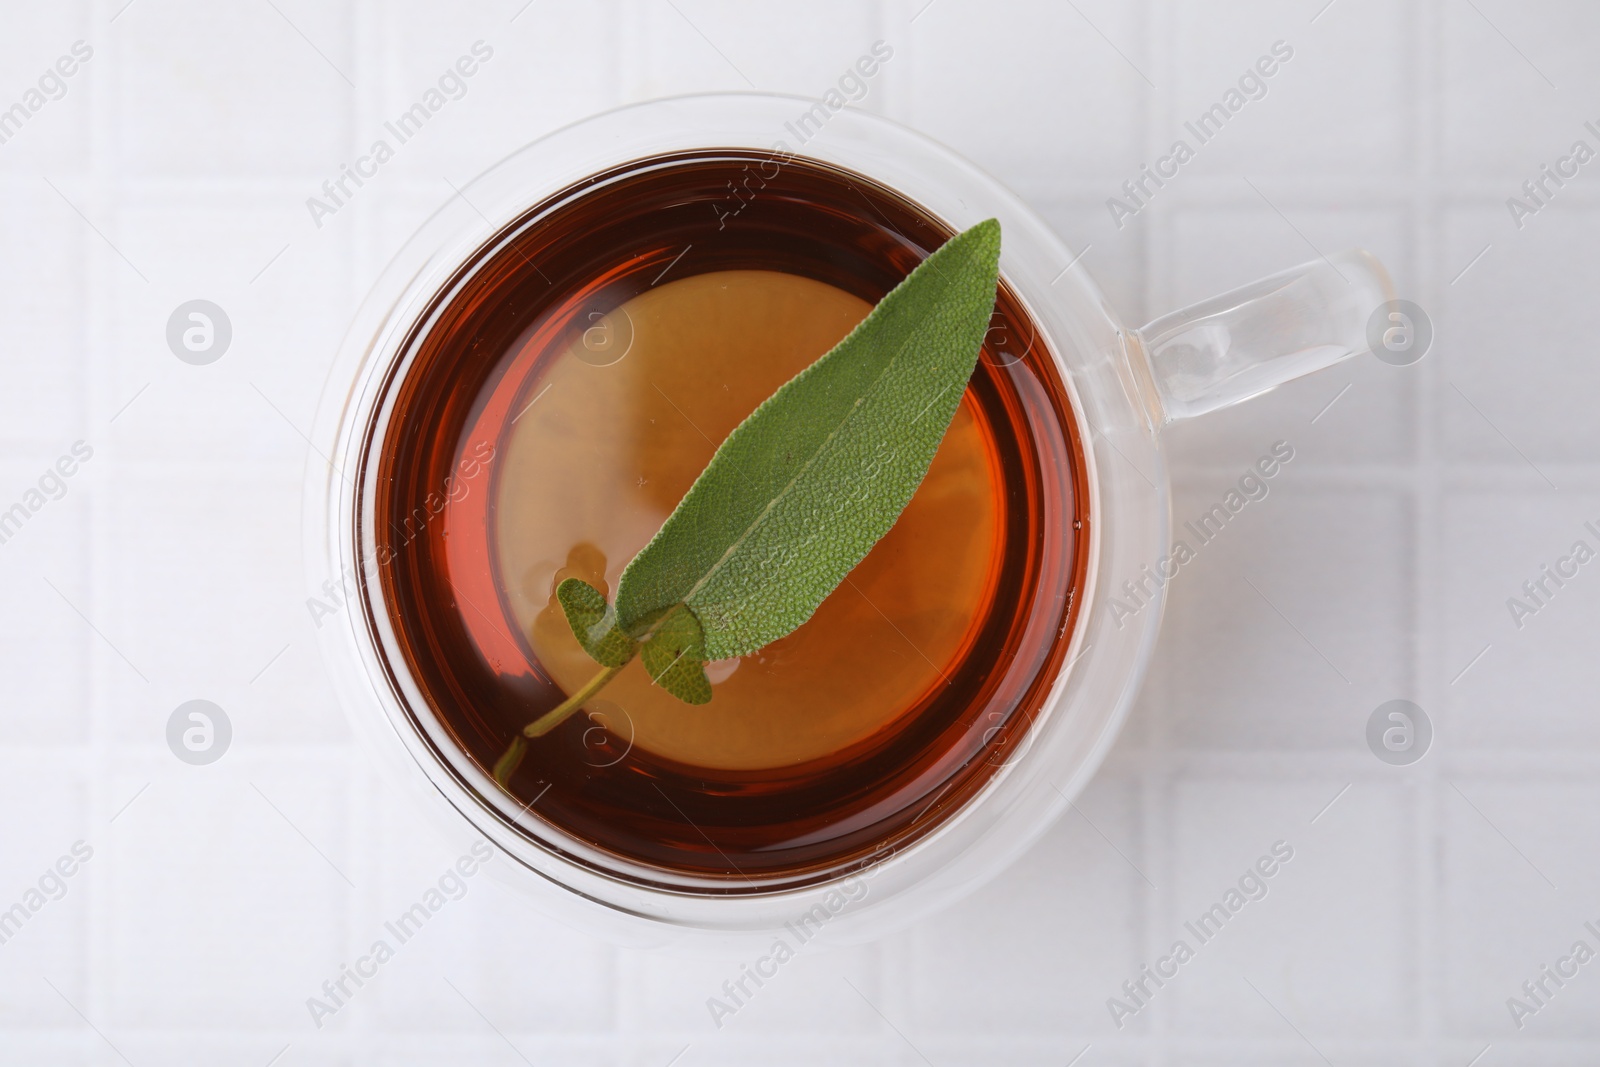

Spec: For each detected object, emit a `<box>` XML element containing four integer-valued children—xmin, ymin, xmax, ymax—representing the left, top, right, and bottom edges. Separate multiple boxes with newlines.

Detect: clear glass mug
<box><xmin>307</xmin><ymin>93</ymin><xmax>1392</xmax><ymax>943</ymax></box>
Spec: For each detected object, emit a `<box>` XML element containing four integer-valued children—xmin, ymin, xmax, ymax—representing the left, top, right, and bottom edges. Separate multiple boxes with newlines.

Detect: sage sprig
<box><xmin>494</xmin><ymin>219</ymin><xmax>1002</xmax><ymax>785</ymax></box>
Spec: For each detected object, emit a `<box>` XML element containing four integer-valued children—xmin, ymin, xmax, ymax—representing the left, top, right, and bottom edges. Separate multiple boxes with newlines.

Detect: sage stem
<box><xmin>492</xmin><ymin>663</ymin><xmax>625</xmax><ymax>787</ymax></box>
<box><xmin>524</xmin><ymin>663</ymin><xmax>625</xmax><ymax>738</ymax></box>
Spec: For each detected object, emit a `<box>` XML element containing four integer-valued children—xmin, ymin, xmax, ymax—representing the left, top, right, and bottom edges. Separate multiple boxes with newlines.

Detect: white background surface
<box><xmin>1</xmin><ymin>0</ymin><xmax>1596</xmax><ymax>1063</ymax></box>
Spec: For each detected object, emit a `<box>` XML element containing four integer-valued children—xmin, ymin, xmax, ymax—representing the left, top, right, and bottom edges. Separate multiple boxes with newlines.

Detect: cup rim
<box><xmin>307</xmin><ymin>91</ymin><xmax>1170</xmax><ymax>940</ymax></box>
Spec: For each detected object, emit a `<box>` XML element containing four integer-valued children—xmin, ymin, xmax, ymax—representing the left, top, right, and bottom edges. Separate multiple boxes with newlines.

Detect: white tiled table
<box><xmin>2</xmin><ymin>0</ymin><xmax>1596</xmax><ymax>1062</ymax></box>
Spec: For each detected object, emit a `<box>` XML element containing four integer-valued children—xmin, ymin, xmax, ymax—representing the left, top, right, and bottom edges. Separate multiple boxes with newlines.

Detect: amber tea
<box><xmin>367</xmin><ymin>151</ymin><xmax>1089</xmax><ymax>884</ymax></box>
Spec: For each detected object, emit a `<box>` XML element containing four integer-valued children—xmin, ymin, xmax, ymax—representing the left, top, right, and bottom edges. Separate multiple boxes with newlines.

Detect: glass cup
<box><xmin>307</xmin><ymin>93</ymin><xmax>1392</xmax><ymax>943</ymax></box>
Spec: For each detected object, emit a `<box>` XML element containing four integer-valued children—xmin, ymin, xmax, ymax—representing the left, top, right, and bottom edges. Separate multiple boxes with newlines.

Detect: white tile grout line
<box><xmin>328</xmin><ymin>0</ymin><xmax>371</xmax><ymax>1051</ymax></box>
<box><xmin>1146</xmin><ymin>2</ymin><xmax>1173</xmax><ymax>1056</ymax></box>
<box><xmin>86</xmin><ymin>0</ymin><xmax>121</xmax><ymax>1039</ymax></box>
<box><xmin>1415</xmin><ymin>0</ymin><xmax>1443</xmax><ymax>1053</ymax></box>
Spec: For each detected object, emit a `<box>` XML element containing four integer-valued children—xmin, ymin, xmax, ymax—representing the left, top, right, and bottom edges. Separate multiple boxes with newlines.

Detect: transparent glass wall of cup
<box><xmin>308</xmin><ymin>94</ymin><xmax>1392</xmax><ymax>944</ymax></box>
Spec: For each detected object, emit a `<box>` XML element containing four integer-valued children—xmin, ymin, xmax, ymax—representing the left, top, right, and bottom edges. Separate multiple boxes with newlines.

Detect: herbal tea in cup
<box><xmin>369</xmin><ymin>152</ymin><xmax>1088</xmax><ymax>881</ymax></box>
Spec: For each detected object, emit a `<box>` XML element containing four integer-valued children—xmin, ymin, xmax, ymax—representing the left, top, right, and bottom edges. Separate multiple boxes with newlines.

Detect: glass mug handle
<box><xmin>1129</xmin><ymin>249</ymin><xmax>1395</xmax><ymax>422</ymax></box>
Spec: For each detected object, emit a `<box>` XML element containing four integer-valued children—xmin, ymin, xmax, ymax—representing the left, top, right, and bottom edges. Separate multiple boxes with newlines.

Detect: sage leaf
<box><xmin>614</xmin><ymin>218</ymin><xmax>1002</xmax><ymax>661</ymax></box>
<box><xmin>555</xmin><ymin>577</ymin><xmax>637</xmax><ymax>668</ymax></box>
<box><xmin>637</xmin><ymin>603</ymin><xmax>712</xmax><ymax>704</ymax></box>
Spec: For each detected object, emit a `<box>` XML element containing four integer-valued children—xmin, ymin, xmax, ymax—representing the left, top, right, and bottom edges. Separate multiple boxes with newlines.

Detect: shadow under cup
<box><xmin>360</xmin><ymin>150</ymin><xmax>1090</xmax><ymax>889</ymax></box>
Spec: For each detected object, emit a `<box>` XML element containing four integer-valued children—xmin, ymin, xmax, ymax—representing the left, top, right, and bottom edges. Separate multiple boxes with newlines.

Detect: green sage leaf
<box><xmin>555</xmin><ymin>577</ymin><xmax>637</xmax><ymax>668</ymax></box>
<box><xmin>637</xmin><ymin>603</ymin><xmax>712</xmax><ymax>704</ymax></box>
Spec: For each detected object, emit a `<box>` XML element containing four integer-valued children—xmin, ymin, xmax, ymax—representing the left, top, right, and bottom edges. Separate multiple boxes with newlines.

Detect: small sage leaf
<box><xmin>556</xmin><ymin>577</ymin><xmax>637</xmax><ymax>668</ymax></box>
<box><xmin>638</xmin><ymin>603</ymin><xmax>712</xmax><ymax>705</ymax></box>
